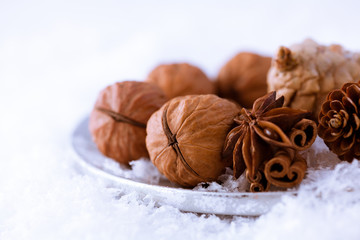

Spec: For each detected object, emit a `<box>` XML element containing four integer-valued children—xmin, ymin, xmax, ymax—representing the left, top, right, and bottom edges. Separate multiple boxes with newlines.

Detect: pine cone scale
<box><xmin>329</xmin><ymin>90</ymin><xmax>345</xmax><ymax>101</ymax></box>
<box><xmin>341</xmin><ymin>134</ymin><xmax>355</xmax><ymax>151</ymax></box>
<box><xmin>329</xmin><ymin>100</ymin><xmax>344</xmax><ymax>112</ymax></box>
<box><xmin>318</xmin><ymin>115</ymin><xmax>329</xmax><ymax>128</ymax></box>
<box><xmin>343</xmin><ymin>126</ymin><xmax>353</xmax><ymax>138</ymax></box>
<box><xmin>346</xmin><ymin>84</ymin><xmax>360</xmax><ymax>103</ymax></box>
<box><xmin>318</xmin><ymin>125</ymin><xmax>340</xmax><ymax>142</ymax></box>
<box><xmin>320</xmin><ymin>101</ymin><xmax>331</xmax><ymax>115</ymax></box>
<box><xmin>353</xmin><ymin>113</ymin><xmax>360</xmax><ymax>130</ymax></box>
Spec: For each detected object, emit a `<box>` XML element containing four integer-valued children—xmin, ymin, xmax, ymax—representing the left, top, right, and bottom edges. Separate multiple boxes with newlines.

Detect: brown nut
<box><xmin>146</xmin><ymin>94</ymin><xmax>240</xmax><ymax>187</ymax></box>
<box><xmin>216</xmin><ymin>52</ymin><xmax>271</xmax><ymax>108</ymax></box>
<box><xmin>146</xmin><ymin>63</ymin><xmax>215</xmax><ymax>99</ymax></box>
<box><xmin>89</xmin><ymin>81</ymin><xmax>167</xmax><ymax>164</ymax></box>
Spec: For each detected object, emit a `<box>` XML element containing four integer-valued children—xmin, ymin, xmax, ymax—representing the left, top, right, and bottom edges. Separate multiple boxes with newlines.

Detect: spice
<box><xmin>223</xmin><ymin>91</ymin><xmax>317</xmax><ymax>191</ymax></box>
<box><xmin>146</xmin><ymin>94</ymin><xmax>240</xmax><ymax>187</ymax></box>
<box><xmin>216</xmin><ymin>52</ymin><xmax>271</xmax><ymax>108</ymax></box>
<box><xmin>264</xmin><ymin>150</ymin><xmax>307</xmax><ymax>189</ymax></box>
<box><xmin>318</xmin><ymin>82</ymin><xmax>360</xmax><ymax>161</ymax></box>
<box><xmin>89</xmin><ymin>81</ymin><xmax>167</xmax><ymax>164</ymax></box>
<box><xmin>267</xmin><ymin>39</ymin><xmax>360</xmax><ymax>118</ymax></box>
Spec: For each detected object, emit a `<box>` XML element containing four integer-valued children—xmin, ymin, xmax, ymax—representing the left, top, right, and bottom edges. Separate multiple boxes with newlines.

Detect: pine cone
<box><xmin>267</xmin><ymin>39</ymin><xmax>360</xmax><ymax>119</ymax></box>
<box><xmin>318</xmin><ymin>82</ymin><xmax>360</xmax><ymax>161</ymax></box>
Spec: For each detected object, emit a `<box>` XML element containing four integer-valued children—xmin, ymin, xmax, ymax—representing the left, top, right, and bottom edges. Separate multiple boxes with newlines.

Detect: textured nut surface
<box><xmin>89</xmin><ymin>81</ymin><xmax>167</xmax><ymax>164</ymax></box>
<box><xmin>268</xmin><ymin>39</ymin><xmax>360</xmax><ymax>118</ymax></box>
<box><xmin>146</xmin><ymin>94</ymin><xmax>240</xmax><ymax>187</ymax></box>
<box><xmin>146</xmin><ymin>63</ymin><xmax>215</xmax><ymax>99</ymax></box>
<box><xmin>216</xmin><ymin>52</ymin><xmax>271</xmax><ymax>108</ymax></box>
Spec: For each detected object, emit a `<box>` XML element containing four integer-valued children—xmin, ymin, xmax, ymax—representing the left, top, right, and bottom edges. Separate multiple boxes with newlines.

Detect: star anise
<box><xmin>223</xmin><ymin>91</ymin><xmax>317</xmax><ymax>191</ymax></box>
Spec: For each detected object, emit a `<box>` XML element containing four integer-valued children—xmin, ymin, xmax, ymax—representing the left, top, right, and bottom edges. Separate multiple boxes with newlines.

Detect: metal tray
<box><xmin>71</xmin><ymin>118</ymin><xmax>297</xmax><ymax>216</ymax></box>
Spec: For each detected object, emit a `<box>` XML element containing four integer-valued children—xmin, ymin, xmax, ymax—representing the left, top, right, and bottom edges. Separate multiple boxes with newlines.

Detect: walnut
<box><xmin>267</xmin><ymin>39</ymin><xmax>360</xmax><ymax>118</ymax></box>
<box><xmin>146</xmin><ymin>94</ymin><xmax>240</xmax><ymax>187</ymax></box>
<box><xmin>146</xmin><ymin>63</ymin><xmax>215</xmax><ymax>99</ymax></box>
<box><xmin>89</xmin><ymin>81</ymin><xmax>167</xmax><ymax>164</ymax></box>
<box><xmin>216</xmin><ymin>52</ymin><xmax>271</xmax><ymax>108</ymax></box>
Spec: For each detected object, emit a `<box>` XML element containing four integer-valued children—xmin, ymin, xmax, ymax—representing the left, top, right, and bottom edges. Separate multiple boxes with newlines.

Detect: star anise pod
<box><xmin>318</xmin><ymin>82</ymin><xmax>360</xmax><ymax>161</ymax></box>
<box><xmin>223</xmin><ymin>91</ymin><xmax>317</xmax><ymax>191</ymax></box>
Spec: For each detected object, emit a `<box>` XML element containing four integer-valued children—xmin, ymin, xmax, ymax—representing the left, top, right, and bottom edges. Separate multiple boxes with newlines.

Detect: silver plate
<box><xmin>71</xmin><ymin>118</ymin><xmax>297</xmax><ymax>216</ymax></box>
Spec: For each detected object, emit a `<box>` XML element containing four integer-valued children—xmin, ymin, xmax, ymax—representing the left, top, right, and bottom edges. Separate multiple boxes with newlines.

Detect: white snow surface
<box><xmin>2</xmin><ymin>1</ymin><xmax>360</xmax><ymax>239</ymax></box>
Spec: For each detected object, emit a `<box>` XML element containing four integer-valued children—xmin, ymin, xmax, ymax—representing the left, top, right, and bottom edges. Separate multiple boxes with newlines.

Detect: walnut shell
<box><xmin>216</xmin><ymin>52</ymin><xmax>271</xmax><ymax>108</ymax></box>
<box><xmin>146</xmin><ymin>63</ymin><xmax>215</xmax><ymax>99</ymax></box>
<box><xmin>89</xmin><ymin>81</ymin><xmax>167</xmax><ymax>164</ymax></box>
<box><xmin>146</xmin><ymin>94</ymin><xmax>240</xmax><ymax>187</ymax></box>
<box><xmin>267</xmin><ymin>39</ymin><xmax>360</xmax><ymax>118</ymax></box>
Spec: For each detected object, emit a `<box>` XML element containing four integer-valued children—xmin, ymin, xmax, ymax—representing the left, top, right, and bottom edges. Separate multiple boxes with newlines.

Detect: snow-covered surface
<box><xmin>2</xmin><ymin>0</ymin><xmax>360</xmax><ymax>239</ymax></box>
<box><xmin>72</xmin><ymin>119</ymin><xmax>298</xmax><ymax>216</ymax></box>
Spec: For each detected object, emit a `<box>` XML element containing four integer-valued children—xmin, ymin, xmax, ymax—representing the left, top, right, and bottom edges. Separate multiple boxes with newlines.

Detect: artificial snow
<box><xmin>89</xmin><ymin>136</ymin><xmax>341</xmax><ymax>194</ymax></box>
<box><xmin>2</xmin><ymin>1</ymin><xmax>360</xmax><ymax>239</ymax></box>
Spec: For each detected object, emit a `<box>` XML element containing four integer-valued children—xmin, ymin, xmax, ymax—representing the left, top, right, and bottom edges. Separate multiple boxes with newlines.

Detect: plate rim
<box><xmin>71</xmin><ymin>117</ymin><xmax>298</xmax><ymax>215</ymax></box>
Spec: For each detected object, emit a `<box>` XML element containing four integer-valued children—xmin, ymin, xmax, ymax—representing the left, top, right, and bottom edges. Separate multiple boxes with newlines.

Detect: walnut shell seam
<box><xmin>96</xmin><ymin>107</ymin><xmax>146</xmax><ymax>128</ymax></box>
<box><xmin>161</xmin><ymin>104</ymin><xmax>201</xmax><ymax>178</ymax></box>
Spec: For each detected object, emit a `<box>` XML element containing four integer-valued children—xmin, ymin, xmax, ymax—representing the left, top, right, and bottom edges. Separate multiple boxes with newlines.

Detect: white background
<box><xmin>1</xmin><ymin>1</ymin><xmax>360</xmax><ymax>239</ymax></box>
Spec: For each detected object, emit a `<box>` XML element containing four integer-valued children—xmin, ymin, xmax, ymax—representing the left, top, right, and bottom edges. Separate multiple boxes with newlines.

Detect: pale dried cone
<box><xmin>267</xmin><ymin>39</ymin><xmax>360</xmax><ymax>118</ymax></box>
<box><xmin>89</xmin><ymin>81</ymin><xmax>167</xmax><ymax>164</ymax></box>
<box><xmin>146</xmin><ymin>63</ymin><xmax>215</xmax><ymax>99</ymax></box>
<box><xmin>146</xmin><ymin>94</ymin><xmax>240</xmax><ymax>187</ymax></box>
<box><xmin>217</xmin><ymin>52</ymin><xmax>271</xmax><ymax>108</ymax></box>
